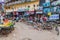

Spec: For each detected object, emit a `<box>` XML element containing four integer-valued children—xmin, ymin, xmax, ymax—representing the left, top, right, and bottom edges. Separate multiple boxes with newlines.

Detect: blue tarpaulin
<box><xmin>24</xmin><ymin>13</ymin><xmax>29</xmax><ymax>16</ymax></box>
<box><xmin>43</xmin><ymin>2</ymin><xmax>50</xmax><ymax>7</ymax></box>
<box><xmin>43</xmin><ymin>8</ymin><xmax>51</xmax><ymax>13</ymax></box>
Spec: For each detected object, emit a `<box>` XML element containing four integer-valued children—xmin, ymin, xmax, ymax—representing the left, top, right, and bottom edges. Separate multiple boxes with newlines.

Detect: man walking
<box><xmin>55</xmin><ymin>26</ymin><xmax>59</xmax><ymax>35</ymax></box>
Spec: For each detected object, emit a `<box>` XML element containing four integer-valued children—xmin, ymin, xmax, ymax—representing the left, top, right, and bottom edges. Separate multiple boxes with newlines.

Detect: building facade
<box><xmin>4</xmin><ymin>0</ymin><xmax>39</xmax><ymax>12</ymax></box>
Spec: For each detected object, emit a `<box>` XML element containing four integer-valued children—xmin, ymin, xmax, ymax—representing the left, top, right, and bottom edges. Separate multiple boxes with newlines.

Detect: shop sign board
<box><xmin>56</xmin><ymin>6</ymin><xmax>60</xmax><ymax>13</ymax></box>
<box><xmin>18</xmin><ymin>8</ymin><xmax>26</xmax><ymax>12</ymax></box>
<box><xmin>51</xmin><ymin>1</ymin><xmax>60</xmax><ymax>6</ymax></box>
<box><xmin>51</xmin><ymin>6</ymin><xmax>60</xmax><ymax>13</ymax></box>
<box><xmin>26</xmin><ymin>11</ymin><xmax>34</xmax><ymax>14</ymax></box>
<box><xmin>51</xmin><ymin>1</ymin><xmax>57</xmax><ymax>6</ymax></box>
<box><xmin>0</xmin><ymin>2</ymin><xmax>4</xmax><ymax>11</ymax></box>
<box><xmin>36</xmin><ymin>12</ymin><xmax>43</xmax><ymax>14</ymax></box>
<box><xmin>0</xmin><ymin>3</ymin><xmax>2</xmax><ymax>10</ymax></box>
<box><xmin>51</xmin><ymin>7</ymin><xmax>54</xmax><ymax>12</ymax></box>
<box><xmin>43</xmin><ymin>2</ymin><xmax>50</xmax><ymax>7</ymax></box>
<box><xmin>36</xmin><ymin>12</ymin><xmax>42</xmax><ymax>14</ymax></box>
<box><xmin>51</xmin><ymin>7</ymin><xmax>57</xmax><ymax>12</ymax></box>
<box><xmin>54</xmin><ymin>7</ymin><xmax>57</xmax><ymax>12</ymax></box>
<box><xmin>43</xmin><ymin>8</ymin><xmax>50</xmax><ymax>13</ymax></box>
<box><xmin>38</xmin><ymin>6</ymin><xmax>43</xmax><ymax>10</ymax></box>
<box><xmin>36</xmin><ymin>10</ymin><xmax>43</xmax><ymax>14</ymax></box>
<box><xmin>24</xmin><ymin>13</ymin><xmax>29</xmax><ymax>16</ymax></box>
<box><xmin>49</xmin><ymin>14</ymin><xmax>59</xmax><ymax>20</ymax></box>
<box><xmin>56</xmin><ymin>1</ymin><xmax>60</xmax><ymax>5</ymax></box>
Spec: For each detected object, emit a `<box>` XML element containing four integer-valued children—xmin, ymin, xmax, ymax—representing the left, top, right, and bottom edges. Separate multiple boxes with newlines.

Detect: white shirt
<box><xmin>0</xmin><ymin>16</ymin><xmax>4</xmax><ymax>23</ymax></box>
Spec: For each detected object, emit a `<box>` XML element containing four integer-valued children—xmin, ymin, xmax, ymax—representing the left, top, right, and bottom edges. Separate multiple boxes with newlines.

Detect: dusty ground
<box><xmin>0</xmin><ymin>22</ymin><xmax>60</xmax><ymax>40</ymax></box>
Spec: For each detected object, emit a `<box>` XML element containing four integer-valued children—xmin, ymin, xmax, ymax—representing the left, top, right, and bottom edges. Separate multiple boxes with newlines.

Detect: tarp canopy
<box><xmin>18</xmin><ymin>7</ymin><xmax>29</xmax><ymax>12</ymax></box>
<box><xmin>43</xmin><ymin>2</ymin><xmax>50</xmax><ymax>7</ymax></box>
<box><xmin>18</xmin><ymin>8</ymin><xmax>26</xmax><ymax>12</ymax></box>
<box><xmin>43</xmin><ymin>8</ymin><xmax>51</xmax><ymax>14</ymax></box>
<box><xmin>24</xmin><ymin>13</ymin><xmax>29</xmax><ymax>16</ymax></box>
<box><xmin>51</xmin><ymin>1</ymin><xmax>60</xmax><ymax>6</ymax></box>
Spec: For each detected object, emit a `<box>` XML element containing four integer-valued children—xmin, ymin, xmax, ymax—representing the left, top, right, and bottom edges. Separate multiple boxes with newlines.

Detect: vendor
<box><xmin>0</xmin><ymin>13</ymin><xmax>4</xmax><ymax>24</ymax></box>
<box><xmin>3</xmin><ymin>18</ymin><xmax>9</xmax><ymax>23</ymax></box>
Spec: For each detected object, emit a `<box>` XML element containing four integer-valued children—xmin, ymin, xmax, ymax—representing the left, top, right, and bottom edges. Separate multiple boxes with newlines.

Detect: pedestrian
<box><xmin>33</xmin><ymin>22</ymin><xmax>39</xmax><ymax>31</ymax></box>
<box><xmin>0</xmin><ymin>13</ymin><xmax>4</xmax><ymax>24</ymax></box>
<box><xmin>40</xmin><ymin>16</ymin><xmax>43</xmax><ymax>24</ymax></box>
<box><xmin>13</xmin><ymin>11</ymin><xmax>17</xmax><ymax>20</ymax></box>
<box><xmin>55</xmin><ymin>26</ymin><xmax>59</xmax><ymax>35</ymax></box>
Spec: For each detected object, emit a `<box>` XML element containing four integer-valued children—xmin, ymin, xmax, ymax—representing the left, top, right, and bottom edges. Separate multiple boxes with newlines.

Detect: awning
<box><xmin>36</xmin><ymin>6</ymin><xmax>43</xmax><ymax>10</ymax></box>
<box><xmin>43</xmin><ymin>2</ymin><xmax>50</xmax><ymax>7</ymax></box>
<box><xmin>28</xmin><ymin>11</ymin><xmax>34</xmax><ymax>14</ymax></box>
<box><xmin>36</xmin><ymin>12</ymin><xmax>43</xmax><ymax>14</ymax></box>
<box><xmin>6</xmin><ymin>9</ymin><xmax>13</xmax><ymax>12</ymax></box>
<box><xmin>51</xmin><ymin>1</ymin><xmax>57</xmax><ymax>6</ymax></box>
<box><xmin>51</xmin><ymin>1</ymin><xmax>60</xmax><ymax>6</ymax></box>
<box><xmin>24</xmin><ymin>13</ymin><xmax>29</xmax><ymax>16</ymax></box>
<box><xmin>36</xmin><ymin>10</ymin><xmax>43</xmax><ymax>14</ymax></box>
<box><xmin>43</xmin><ymin>8</ymin><xmax>51</xmax><ymax>14</ymax></box>
<box><xmin>18</xmin><ymin>8</ymin><xmax>27</xmax><ymax>12</ymax></box>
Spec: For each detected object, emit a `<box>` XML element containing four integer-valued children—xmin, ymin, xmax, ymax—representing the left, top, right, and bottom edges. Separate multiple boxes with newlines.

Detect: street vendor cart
<box><xmin>0</xmin><ymin>20</ymin><xmax>14</xmax><ymax>35</ymax></box>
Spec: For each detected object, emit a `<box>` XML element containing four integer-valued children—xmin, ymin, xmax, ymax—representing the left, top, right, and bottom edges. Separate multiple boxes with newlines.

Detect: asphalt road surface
<box><xmin>0</xmin><ymin>22</ymin><xmax>60</xmax><ymax>40</ymax></box>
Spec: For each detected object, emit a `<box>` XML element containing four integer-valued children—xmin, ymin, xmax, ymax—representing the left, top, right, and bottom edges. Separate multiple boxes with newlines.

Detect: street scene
<box><xmin>0</xmin><ymin>0</ymin><xmax>60</xmax><ymax>40</ymax></box>
<box><xmin>0</xmin><ymin>22</ymin><xmax>60</xmax><ymax>40</ymax></box>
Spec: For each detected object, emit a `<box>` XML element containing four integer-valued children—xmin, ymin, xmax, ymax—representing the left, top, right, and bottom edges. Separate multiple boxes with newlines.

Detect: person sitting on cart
<box><xmin>3</xmin><ymin>18</ymin><xmax>9</xmax><ymax>24</ymax></box>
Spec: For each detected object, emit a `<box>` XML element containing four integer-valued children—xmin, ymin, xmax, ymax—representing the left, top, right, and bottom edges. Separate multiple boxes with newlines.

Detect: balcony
<box><xmin>6</xmin><ymin>0</ymin><xmax>36</xmax><ymax>6</ymax></box>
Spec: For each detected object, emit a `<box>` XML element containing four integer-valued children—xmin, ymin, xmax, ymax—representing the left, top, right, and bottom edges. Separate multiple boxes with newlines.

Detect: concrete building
<box><xmin>4</xmin><ymin>0</ymin><xmax>39</xmax><ymax>12</ymax></box>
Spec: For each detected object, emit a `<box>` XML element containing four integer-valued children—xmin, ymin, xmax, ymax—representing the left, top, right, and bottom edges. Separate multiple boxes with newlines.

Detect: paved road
<box><xmin>0</xmin><ymin>22</ymin><xmax>60</xmax><ymax>40</ymax></box>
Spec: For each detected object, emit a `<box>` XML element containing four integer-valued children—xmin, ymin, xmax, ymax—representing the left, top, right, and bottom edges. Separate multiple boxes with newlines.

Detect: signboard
<box><xmin>0</xmin><ymin>3</ymin><xmax>4</xmax><ymax>11</ymax></box>
<box><xmin>49</xmin><ymin>14</ymin><xmax>59</xmax><ymax>20</ymax></box>
<box><xmin>0</xmin><ymin>3</ymin><xmax>2</xmax><ymax>10</ymax></box>
<box><xmin>43</xmin><ymin>8</ymin><xmax>50</xmax><ymax>13</ymax></box>
<box><xmin>56</xmin><ymin>6</ymin><xmax>60</xmax><ymax>13</ymax></box>
<box><xmin>18</xmin><ymin>8</ymin><xmax>26</xmax><ymax>12</ymax></box>
<box><xmin>24</xmin><ymin>13</ymin><xmax>29</xmax><ymax>16</ymax></box>
<box><xmin>51</xmin><ymin>1</ymin><xmax>60</xmax><ymax>6</ymax></box>
<box><xmin>26</xmin><ymin>11</ymin><xmax>34</xmax><ymax>15</ymax></box>
<box><xmin>51</xmin><ymin>1</ymin><xmax>57</xmax><ymax>6</ymax></box>
<box><xmin>38</xmin><ymin>6</ymin><xmax>43</xmax><ymax>10</ymax></box>
<box><xmin>43</xmin><ymin>2</ymin><xmax>50</xmax><ymax>7</ymax></box>
<box><xmin>36</xmin><ymin>12</ymin><xmax>42</xmax><ymax>14</ymax></box>
<box><xmin>26</xmin><ymin>7</ymin><xmax>29</xmax><ymax>11</ymax></box>
<box><xmin>51</xmin><ymin>7</ymin><xmax>54</xmax><ymax>12</ymax></box>
<box><xmin>56</xmin><ymin>1</ymin><xmax>60</xmax><ymax>5</ymax></box>
<box><xmin>36</xmin><ymin>10</ymin><xmax>43</xmax><ymax>14</ymax></box>
<box><xmin>51</xmin><ymin>6</ymin><xmax>60</xmax><ymax>13</ymax></box>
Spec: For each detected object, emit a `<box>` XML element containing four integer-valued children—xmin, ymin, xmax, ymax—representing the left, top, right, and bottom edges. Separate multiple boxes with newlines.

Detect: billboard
<box><xmin>43</xmin><ymin>2</ymin><xmax>50</xmax><ymax>7</ymax></box>
<box><xmin>49</xmin><ymin>14</ymin><xmax>59</xmax><ymax>20</ymax></box>
<box><xmin>43</xmin><ymin>8</ymin><xmax>50</xmax><ymax>13</ymax></box>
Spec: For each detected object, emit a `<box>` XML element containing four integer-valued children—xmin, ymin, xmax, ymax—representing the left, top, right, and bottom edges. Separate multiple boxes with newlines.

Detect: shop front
<box><xmin>27</xmin><ymin>11</ymin><xmax>35</xmax><ymax>21</ymax></box>
<box><xmin>18</xmin><ymin>8</ymin><xmax>27</xmax><ymax>18</ymax></box>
